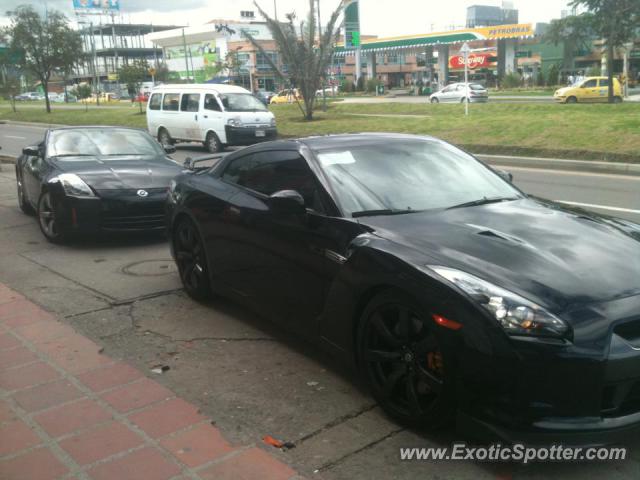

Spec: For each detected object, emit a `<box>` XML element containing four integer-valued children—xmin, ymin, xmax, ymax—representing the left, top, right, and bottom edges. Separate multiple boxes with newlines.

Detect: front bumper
<box><xmin>56</xmin><ymin>189</ymin><xmax>168</xmax><ymax>233</ymax></box>
<box><xmin>224</xmin><ymin>125</ymin><xmax>278</xmax><ymax>146</ymax></box>
<box><xmin>456</xmin><ymin>294</ymin><xmax>640</xmax><ymax>445</ymax></box>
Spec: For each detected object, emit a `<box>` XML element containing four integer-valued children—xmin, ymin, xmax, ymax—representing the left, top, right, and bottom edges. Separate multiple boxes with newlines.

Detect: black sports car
<box><xmin>16</xmin><ymin>126</ymin><xmax>183</xmax><ymax>242</ymax></box>
<box><xmin>166</xmin><ymin>133</ymin><xmax>640</xmax><ymax>444</ymax></box>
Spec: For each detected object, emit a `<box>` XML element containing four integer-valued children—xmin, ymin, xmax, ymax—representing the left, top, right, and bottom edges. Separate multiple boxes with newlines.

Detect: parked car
<box><xmin>166</xmin><ymin>132</ymin><xmax>640</xmax><ymax>443</ymax></box>
<box><xmin>270</xmin><ymin>89</ymin><xmax>302</xmax><ymax>104</ymax></box>
<box><xmin>14</xmin><ymin>92</ymin><xmax>44</xmax><ymax>101</ymax></box>
<box><xmin>51</xmin><ymin>93</ymin><xmax>78</xmax><ymax>103</ymax></box>
<box><xmin>315</xmin><ymin>85</ymin><xmax>338</xmax><ymax>96</ymax></box>
<box><xmin>255</xmin><ymin>90</ymin><xmax>276</xmax><ymax>105</ymax></box>
<box><xmin>147</xmin><ymin>84</ymin><xmax>277</xmax><ymax>153</ymax></box>
<box><xmin>429</xmin><ymin>83</ymin><xmax>488</xmax><ymax>103</ymax></box>
<box><xmin>133</xmin><ymin>92</ymin><xmax>149</xmax><ymax>103</ymax></box>
<box><xmin>554</xmin><ymin>76</ymin><xmax>623</xmax><ymax>103</ymax></box>
<box><xmin>15</xmin><ymin>126</ymin><xmax>181</xmax><ymax>243</ymax></box>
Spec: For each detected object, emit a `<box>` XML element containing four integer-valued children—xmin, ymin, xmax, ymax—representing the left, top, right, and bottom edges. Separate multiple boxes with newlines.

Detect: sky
<box><xmin>2</xmin><ymin>0</ymin><xmax>574</xmax><ymax>35</ymax></box>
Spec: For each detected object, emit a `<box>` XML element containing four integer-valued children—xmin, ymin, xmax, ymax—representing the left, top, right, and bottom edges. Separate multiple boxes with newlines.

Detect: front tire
<box><xmin>357</xmin><ymin>290</ymin><xmax>456</xmax><ymax>429</ymax></box>
<box><xmin>37</xmin><ymin>191</ymin><xmax>67</xmax><ymax>243</ymax></box>
<box><xmin>158</xmin><ymin>128</ymin><xmax>174</xmax><ymax>146</ymax></box>
<box><xmin>430</xmin><ymin>97</ymin><xmax>439</xmax><ymax>104</ymax></box>
<box><xmin>174</xmin><ymin>218</ymin><xmax>211</xmax><ymax>300</ymax></box>
<box><xmin>204</xmin><ymin>131</ymin><xmax>223</xmax><ymax>153</ymax></box>
<box><xmin>566</xmin><ymin>96</ymin><xmax>578</xmax><ymax>104</ymax></box>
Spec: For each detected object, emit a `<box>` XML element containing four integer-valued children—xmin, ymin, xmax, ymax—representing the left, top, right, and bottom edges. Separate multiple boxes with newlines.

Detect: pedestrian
<box><xmin>568</xmin><ymin>74</ymin><xmax>574</xmax><ymax>85</ymax></box>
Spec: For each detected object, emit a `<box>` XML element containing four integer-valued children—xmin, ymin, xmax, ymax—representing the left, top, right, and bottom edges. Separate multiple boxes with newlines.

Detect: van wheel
<box><xmin>566</xmin><ymin>96</ymin><xmax>577</xmax><ymax>104</ymax></box>
<box><xmin>205</xmin><ymin>132</ymin><xmax>223</xmax><ymax>153</ymax></box>
<box><xmin>158</xmin><ymin>128</ymin><xmax>174</xmax><ymax>146</ymax></box>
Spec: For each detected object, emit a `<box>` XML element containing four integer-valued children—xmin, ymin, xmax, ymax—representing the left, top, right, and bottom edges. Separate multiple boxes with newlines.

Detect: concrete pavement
<box><xmin>0</xmin><ymin>284</ymin><xmax>299</xmax><ymax>480</ymax></box>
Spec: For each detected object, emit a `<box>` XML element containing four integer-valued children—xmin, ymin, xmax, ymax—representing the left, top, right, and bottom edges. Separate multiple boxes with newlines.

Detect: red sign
<box><xmin>449</xmin><ymin>53</ymin><xmax>491</xmax><ymax>70</ymax></box>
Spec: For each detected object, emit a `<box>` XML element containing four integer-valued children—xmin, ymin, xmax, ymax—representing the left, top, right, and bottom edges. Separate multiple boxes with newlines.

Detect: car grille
<box><xmin>96</xmin><ymin>189</ymin><xmax>167</xmax><ymax>230</ymax></box>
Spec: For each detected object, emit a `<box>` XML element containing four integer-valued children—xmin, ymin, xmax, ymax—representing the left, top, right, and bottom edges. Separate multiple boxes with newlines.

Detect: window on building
<box><xmin>162</xmin><ymin>93</ymin><xmax>180</xmax><ymax>111</ymax></box>
<box><xmin>256</xmin><ymin>52</ymin><xmax>278</xmax><ymax>70</ymax></box>
<box><xmin>180</xmin><ymin>93</ymin><xmax>200</xmax><ymax>112</ymax></box>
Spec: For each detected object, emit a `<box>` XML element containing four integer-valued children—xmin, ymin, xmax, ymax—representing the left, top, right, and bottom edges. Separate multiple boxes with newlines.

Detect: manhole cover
<box><xmin>121</xmin><ymin>259</ymin><xmax>177</xmax><ymax>277</ymax></box>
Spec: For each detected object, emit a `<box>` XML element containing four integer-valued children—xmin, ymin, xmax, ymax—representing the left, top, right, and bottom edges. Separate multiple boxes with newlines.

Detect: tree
<box><xmin>72</xmin><ymin>84</ymin><xmax>92</xmax><ymax>112</ymax></box>
<box><xmin>544</xmin><ymin>14</ymin><xmax>594</xmax><ymax>73</ymax></box>
<box><xmin>571</xmin><ymin>0</ymin><xmax>640</xmax><ymax>102</ymax></box>
<box><xmin>244</xmin><ymin>0</ymin><xmax>342</xmax><ymax>120</ymax></box>
<box><xmin>118</xmin><ymin>60</ymin><xmax>149</xmax><ymax>112</ymax></box>
<box><xmin>0</xmin><ymin>76</ymin><xmax>20</xmax><ymax>113</ymax></box>
<box><xmin>547</xmin><ymin>63</ymin><xmax>560</xmax><ymax>86</ymax></box>
<box><xmin>6</xmin><ymin>5</ymin><xmax>83</xmax><ymax>113</ymax></box>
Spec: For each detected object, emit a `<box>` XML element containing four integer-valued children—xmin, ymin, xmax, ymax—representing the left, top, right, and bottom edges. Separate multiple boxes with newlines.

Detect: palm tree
<box><xmin>244</xmin><ymin>0</ymin><xmax>342</xmax><ymax>120</ymax></box>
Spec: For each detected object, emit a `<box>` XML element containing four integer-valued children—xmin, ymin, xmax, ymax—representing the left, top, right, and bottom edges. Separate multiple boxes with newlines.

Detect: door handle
<box><xmin>195</xmin><ymin>114</ymin><xmax>198</xmax><ymax>121</ymax></box>
<box><xmin>203</xmin><ymin>115</ymin><xmax>208</xmax><ymax>119</ymax></box>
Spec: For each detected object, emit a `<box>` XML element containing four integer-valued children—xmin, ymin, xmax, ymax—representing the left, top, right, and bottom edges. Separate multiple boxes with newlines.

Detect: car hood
<box><xmin>53</xmin><ymin>155</ymin><xmax>183</xmax><ymax>190</ymax></box>
<box><xmin>555</xmin><ymin>86</ymin><xmax>573</xmax><ymax>95</ymax></box>
<box><xmin>360</xmin><ymin>198</ymin><xmax>640</xmax><ymax>312</ymax></box>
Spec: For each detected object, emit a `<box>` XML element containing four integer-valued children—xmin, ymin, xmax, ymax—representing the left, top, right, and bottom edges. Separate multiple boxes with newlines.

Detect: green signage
<box><xmin>516</xmin><ymin>51</ymin><xmax>532</xmax><ymax>58</ymax></box>
<box><xmin>344</xmin><ymin>0</ymin><xmax>360</xmax><ymax>49</ymax></box>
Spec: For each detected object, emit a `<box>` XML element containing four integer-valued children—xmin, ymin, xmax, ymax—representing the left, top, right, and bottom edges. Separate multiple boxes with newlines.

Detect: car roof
<box><xmin>151</xmin><ymin>83</ymin><xmax>250</xmax><ymax>94</ymax></box>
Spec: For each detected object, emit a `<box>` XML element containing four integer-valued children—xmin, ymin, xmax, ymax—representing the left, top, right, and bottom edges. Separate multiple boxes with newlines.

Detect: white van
<box><xmin>146</xmin><ymin>84</ymin><xmax>277</xmax><ymax>153</ymax></box>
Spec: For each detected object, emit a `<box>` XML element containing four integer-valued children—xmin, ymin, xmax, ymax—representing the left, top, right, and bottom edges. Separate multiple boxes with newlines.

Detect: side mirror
<box><xmin>164</xmin><ymin>144</ymin><xmax>177</xmax><ymax>154</ymax></box>
<box><xmin>269</xmin><ymin>190</ymin><xmax>306</xmax><ymax>215</ymax></box>
<box><xmin>496</xmin><ymin>169</ymin><xmax>513</xmax><ymax>183</ymax></box>
<box><xmin>22</xmin><ymin>146</ymin><xmax>40</xmax><ymax>157</ymax></box>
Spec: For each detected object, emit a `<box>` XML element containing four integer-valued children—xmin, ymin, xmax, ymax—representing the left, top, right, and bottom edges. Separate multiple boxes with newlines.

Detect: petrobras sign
<box><xmin>73</xmin><ymin>0</ymin><xmax>120</xmax><ymax>12</ymax></box>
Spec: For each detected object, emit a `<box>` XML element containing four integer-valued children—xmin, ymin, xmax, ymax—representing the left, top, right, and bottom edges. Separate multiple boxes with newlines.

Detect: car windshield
<box><xmin>315</xmin><ymin>139</ymin><xmax>522</xmax><ymax>217</ymax></box>
<box><xmin>48</xmin><ymin>128</ymin><xmax>164</xmax><ymax>158</ymax></box>
<box><xmin>218</xmin><ymin>93</ymin><xmax>267</xmax><ymax>112</ymax></box>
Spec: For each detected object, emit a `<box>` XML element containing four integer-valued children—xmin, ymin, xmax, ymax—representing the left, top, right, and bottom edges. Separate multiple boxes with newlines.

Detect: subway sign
<box><xmin>449</xmin><ymin>52</ymin><xmax>493</xmax><ymax>70</ymax></box>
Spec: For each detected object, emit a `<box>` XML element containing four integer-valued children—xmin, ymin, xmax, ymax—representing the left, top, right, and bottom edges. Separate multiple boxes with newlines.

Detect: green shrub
<box><xmin>501</xmin><ymin>72</ymin><xmax>522</xmax><ymax>89</ymax></box>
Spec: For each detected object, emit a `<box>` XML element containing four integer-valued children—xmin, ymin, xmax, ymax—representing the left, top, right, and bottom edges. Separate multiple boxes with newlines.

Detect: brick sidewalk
<box><xmin>0</xmin><ymin>283</ymin><xmax>300</xmax><ymax>480</ymax></box>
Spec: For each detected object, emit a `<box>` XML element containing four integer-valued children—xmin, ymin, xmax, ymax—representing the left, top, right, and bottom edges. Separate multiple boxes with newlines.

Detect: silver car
<box><xmin>429</xmin><ymin>83</ymin><xmax>489</xmax><ymax>103</ymax></box>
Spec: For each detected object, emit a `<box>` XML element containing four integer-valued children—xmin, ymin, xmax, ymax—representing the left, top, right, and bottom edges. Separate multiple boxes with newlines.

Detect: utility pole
<box><xmin>460</xmin><ymin>42</ymin><xmax>470</xmax><ymax>116</ymax></box>
<box><xmin>317</xmin><ymin>0</ymin><xmax>327</xmax><ymax>111</ymax></box>
<box><xmin>273</xmin><ymin>0</ymin><xmax>278</xmax><ymax>20</ymax></box>
<box><xmin>90</xmin><ymin>21</ymin><xmax>100</xmax><ymax>106</ymax></box>
<box><xmin>181</xmin><ymin>28</ymin><xmax>190</xmax><ymax>82</ymax></box>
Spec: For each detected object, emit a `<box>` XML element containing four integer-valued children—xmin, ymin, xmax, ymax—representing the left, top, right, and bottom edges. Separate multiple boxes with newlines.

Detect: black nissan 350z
<box><xmin>15</xmin><ymin>126</ymin><xmax>182</xmax><ymax>243</ymax></box>
<box><xmin>166</xmin><ymin>133</ymin><xmax>640</xmax><ymax>444</ymax></box>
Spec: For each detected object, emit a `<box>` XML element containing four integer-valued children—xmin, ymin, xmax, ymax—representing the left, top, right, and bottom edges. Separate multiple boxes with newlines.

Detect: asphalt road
<box><xmin>3</xmin><ymin>121</ymin><xmax>639</xmax><ymax>224</ymax></box>
<box><xmin>2</xmin><ymin>129</ymin><xmax>640</xmax><ymax>478</ymax></box>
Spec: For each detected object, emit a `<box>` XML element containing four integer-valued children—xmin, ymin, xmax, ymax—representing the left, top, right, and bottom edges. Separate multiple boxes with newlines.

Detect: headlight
<box><xmin>430</xmin><ymin>266</ymin><xmax>570</xmax><ymax>339</ymax></box>
<box><xmin>270</xmin><ymin>117</ymin><xmax>276</xmax><ymax>127</ymax></box>
<box><xmin>57</xmin><ymin>173</ymin><xmax>95</xmax><ymax>197</ymax></box>
<box><xmin>227</xmin><ymin>118</ymin><xmax>242</xmax><ymax>127</ymax></box>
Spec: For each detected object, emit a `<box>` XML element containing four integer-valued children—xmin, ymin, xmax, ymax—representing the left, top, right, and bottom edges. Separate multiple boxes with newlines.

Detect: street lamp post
<box><xmin>460</xmin><ymin>42</ymin><xmax>471</xmax><ymax>117</ymax></box>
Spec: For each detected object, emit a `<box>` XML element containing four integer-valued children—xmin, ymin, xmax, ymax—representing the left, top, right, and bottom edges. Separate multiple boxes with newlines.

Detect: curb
<box><xmin>0</xmin><ymin>119</ymin><xmax>69</xmax><ymax>128</ymax></box>
<box><xmin>477</xmin><ymin>154</ymin><xmax>640</xmax><ymax>177</ymax></box>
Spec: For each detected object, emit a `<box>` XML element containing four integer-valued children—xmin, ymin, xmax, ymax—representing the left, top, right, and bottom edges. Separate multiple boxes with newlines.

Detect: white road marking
<box><xmin>556</xmin><ymin>200</ymin><xmax>640</xmax><ymax>214</ymax></box>
<box><xmin>3</xmin><ymin>135</ymin><xmax>26</xmax><ymax>140</ymax></box>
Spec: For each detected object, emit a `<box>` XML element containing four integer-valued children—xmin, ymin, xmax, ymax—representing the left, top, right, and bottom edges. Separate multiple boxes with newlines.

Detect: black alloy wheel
<box><xmin>357</xmin><ymin>290</ymin><xmax>455</xmax><ymax>428</ymax></box>
<box><xmin>174</xmin><ymin>219</ymin><xmax>211</xmax><ymax>300</ymax></box>
<box><xmin>37</xmin><ymin>191</ymin><xmax>66</xmax><ymax>243</ymax></box>
<box><xmin>17</xmin><ymin>177</ymin><xmax>34</xmax><ymax>215</ymax></box>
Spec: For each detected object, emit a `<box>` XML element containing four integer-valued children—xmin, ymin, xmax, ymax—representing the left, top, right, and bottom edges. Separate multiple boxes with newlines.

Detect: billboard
<box><xmin>73</xmin><ymin>0</ymin><xmax>120</xmax><ymax>12</ymax></box>
<box><xmin>164</xmin><ymin>40</ymin><xmax>220</xmax><ymax>82</ymax></box>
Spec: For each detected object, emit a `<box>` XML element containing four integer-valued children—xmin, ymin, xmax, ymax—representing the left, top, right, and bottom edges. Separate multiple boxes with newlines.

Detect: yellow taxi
<box><xmin>270</xmin><ymin>89</ymin><xmax>302</xmax><ymax>104</ymax></box>
<box><xmin>554</xmin><ymin>77</ymin><xmax>623</xmax><ymax>104</ymax></box>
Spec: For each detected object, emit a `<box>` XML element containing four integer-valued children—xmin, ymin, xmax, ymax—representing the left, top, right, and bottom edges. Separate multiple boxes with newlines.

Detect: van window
<box><xmin>180</xmin><ymin>93</ymin><xmax>200</xmax><ymax>112</ymax></box>
<box><xmin>599</xmin><ymin>78</ymin><xmax>609</xmax><ymax>87</ymax></box>
<box><xmin>162</xmin><ymin>93</ymin><xmax>180</xmax><ymax>111</ymax></box>
<box><xmin>204</xmin><ymin>94</ymin><xmax>221</xmax><ymax>111</ymax></box>
<box><xmin>582</xmin><ymin>79</ymin><xmax>597</xmax><ymax>88</ymax></box>
<box><xmin>148</xmin><ymin>93</ymin><xmax>162</xmax><ymax>110</ymax></box>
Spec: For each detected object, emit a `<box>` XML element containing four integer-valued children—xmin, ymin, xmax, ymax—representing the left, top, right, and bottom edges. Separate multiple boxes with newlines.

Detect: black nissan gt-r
<box><xmin>15</xmin><ymin>126</ymin><xmax>183</xmax><ymax>243</ymax></box>
<box><xmin>166</xmin><ymin>133</ymin><xmax>640</xmax><ymax>444</ymax></box>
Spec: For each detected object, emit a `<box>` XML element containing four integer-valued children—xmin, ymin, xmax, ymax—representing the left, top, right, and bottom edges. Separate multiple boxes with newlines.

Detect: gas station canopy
<box><xmin>334</xmin><ymin>23</ymin><xmax>535</xmax><ymax>55</ymax></box>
